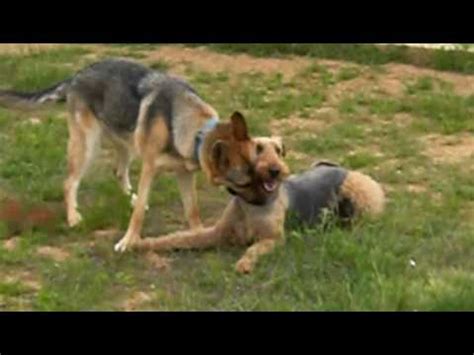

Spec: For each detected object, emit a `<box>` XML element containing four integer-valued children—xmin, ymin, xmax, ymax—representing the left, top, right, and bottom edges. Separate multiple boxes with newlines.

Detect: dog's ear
<box><xmin>230</xmin><ymin>111</ymin><xmax>249</xmax><ymax>141</ymax></box>
<box><xmin>211</xmin><ymin>140</ymin><xmax>230</xmax><ymax>172</ymax></box>
<box><xmin>272</xmin><ymin>136</ymin><xmax>286</xmax><ymax>157</ymax></box>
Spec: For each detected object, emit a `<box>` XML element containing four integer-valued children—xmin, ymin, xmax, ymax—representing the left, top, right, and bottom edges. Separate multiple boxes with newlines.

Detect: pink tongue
<box><xmin>263</xmin><ymin>181</ymin><xmax>277</xmax><ymax>192</ymax></box>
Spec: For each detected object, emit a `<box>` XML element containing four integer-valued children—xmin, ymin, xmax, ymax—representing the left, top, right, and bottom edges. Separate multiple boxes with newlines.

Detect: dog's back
<box><xmin>284</xmin><ymin>162</ymin><xmax>385</xmax><ymax>226</ymax></box>
<box><xmin>69</xmin><ymin>59</ymin><xmax>199</xmax><ymax>135</ymax></box>
<box><xmin>284</xmin><ymin>163</ymin><xmax>348</xmax><ymax>225</ymax></box>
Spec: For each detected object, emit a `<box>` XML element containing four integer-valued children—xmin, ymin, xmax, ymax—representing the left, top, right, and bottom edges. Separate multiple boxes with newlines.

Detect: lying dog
<box><xmin>0</xmin><ymin>58</ymin><xmax>255</xmax><ymax>252</ymax></box>
<box><xmin>133</xmin><ymin>132</ymin><xmax>385</xmax><ymax>274</ymax></box>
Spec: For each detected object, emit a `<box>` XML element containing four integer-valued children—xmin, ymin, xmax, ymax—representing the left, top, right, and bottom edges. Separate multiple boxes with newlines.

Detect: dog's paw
<box><xmin>130</xmin><ymin>194</ymin><xmax>149</xmax><ymax>211</ymax></box>
<box><xmin>114</xmin><ymin>234</ymin><xmax>139</xmax><ymax>253</ymax></box>
<box><xmin>235</xmin><ymin>258</ymin><xmax>253</xmax><ymax>274</ymax></box>
<box><xmin>67</xmin><ymin>211</ymin><xmax>83</xmax><ymax>228</ymax></box>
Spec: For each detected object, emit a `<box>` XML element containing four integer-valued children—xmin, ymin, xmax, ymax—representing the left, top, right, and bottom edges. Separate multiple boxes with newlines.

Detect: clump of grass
<box><xmin>408</xmin><ymin>92</ymin><xmax>474</xmax><ymax>133</ymax></box>
<box><xmin>336</xmin><ymin>66</ymin><xmax>362</xmax><ymax>81</ymax></box>
<box><xmin>149</xmin><ymin>59</ymin><xmax>170</xmax><ymax>72</ymax></box>
<box><xmin>342</xmin><ymin>152</ymin><xmax>381</xmax><ymax>169</ymax></box>
<box><xmin>405</xmin><ymin>76</ymin><xmax>434</xmax><ymax>95</ymax></box>
<box><xmin>0</xmin><ymin>281</ymin><xmax>31</xmax><ymax>297</ymax></box>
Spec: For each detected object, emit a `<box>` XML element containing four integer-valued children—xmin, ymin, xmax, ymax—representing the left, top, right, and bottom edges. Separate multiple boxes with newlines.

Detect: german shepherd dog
<box><xmin>0</xmin><ymin>58</ymin><xmax>255</xmax><ymax>252</ymax></box>
<box><xmin>134</xmin><ymin>132</ymin><xmax>385</xmax><ymax>274</ymax></box>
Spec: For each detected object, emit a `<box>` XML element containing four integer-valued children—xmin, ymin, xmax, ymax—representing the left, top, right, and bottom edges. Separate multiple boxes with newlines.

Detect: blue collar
<box><xmin>194</xmin><ymin>116</ymin><xmax>219</xmax><ymax>164</ymax></box>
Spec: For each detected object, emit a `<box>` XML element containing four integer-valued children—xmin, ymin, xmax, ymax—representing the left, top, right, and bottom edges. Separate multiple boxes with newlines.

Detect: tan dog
<box><xmin>133</xmin><ymin>135</ymin><xmax>385</xmax><ymax>274</ymax></box>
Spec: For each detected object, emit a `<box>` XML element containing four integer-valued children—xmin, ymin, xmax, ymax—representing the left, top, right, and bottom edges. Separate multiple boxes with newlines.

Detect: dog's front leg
<box><xmin>176</xmin><ymin>171</ymin><xmax>202</xmax><ymax>229</ymax></box>
<box><xmin>114</xmin><ymin>158</ymin><xmax>156</xmax><ymax>252</ymax></box>
<box><xmin>134</xmin><ymin>225</ymin><xmax>223</xmax><ymax>251</ymax></box>
<box><xmin>235</xmin><ymin>239</ymin><xmax>280</xmax><ymax>274</ymax></box>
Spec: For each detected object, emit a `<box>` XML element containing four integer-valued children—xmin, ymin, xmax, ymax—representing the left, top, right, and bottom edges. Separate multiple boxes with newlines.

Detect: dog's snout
<box><xmin>268</xmin><ymin>167</ymin><xmax>280</xmax><ymax>178</ymax></box>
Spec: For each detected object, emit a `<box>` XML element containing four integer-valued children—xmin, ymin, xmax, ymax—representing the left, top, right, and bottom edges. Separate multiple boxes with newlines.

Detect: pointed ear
<box><xmin>230</xmin><ymin>111</ymin><xmax>249</xmax><ymax>141</ymax></box>
<box><xmin>211</xmin><ymin>140</ymin><xmax>230</xmax><ymax>172</ymax></box>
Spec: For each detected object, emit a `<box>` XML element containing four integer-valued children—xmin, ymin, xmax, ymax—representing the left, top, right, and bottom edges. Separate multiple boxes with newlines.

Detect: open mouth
<box><xmin>262</xmin><ymin>180</ymin><xmax>278</xmax><ymax>193</ymax></box>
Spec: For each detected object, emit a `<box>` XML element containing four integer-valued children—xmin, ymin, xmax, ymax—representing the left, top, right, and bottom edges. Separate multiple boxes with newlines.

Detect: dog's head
<box><xmin>245</xmin><ymin>136</ymin><xmax>290</xmax><ymax>202</ymax></box>
<box><xmin>208</xmin><ymin>111</ymin><xmax>255</xmax><ymax>188</ymax></box>
<box><xmin>220</xmin><ymin>135</ymin><xmax>290</xmax><ymax>206</ymax></box>
<box><xmin>207</xmin><ymin>112</ymin><xmax>290</xmax><ymax>205</ymax></box>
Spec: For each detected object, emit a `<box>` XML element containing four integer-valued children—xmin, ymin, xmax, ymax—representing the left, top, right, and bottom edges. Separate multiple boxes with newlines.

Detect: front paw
<box><xmin>235</xmin><ymin>258</ymin><xmax>253</xmax><ymax>274</ymax></box>
<box><xmin>114</xmin><ymin>233</ymin><xmax>139</xmax><ymax>253</ymax></box>
<box><xmin>67</xmin><ymin>211</ymin><xmax>83</xmax><ymax>227</ymax></box>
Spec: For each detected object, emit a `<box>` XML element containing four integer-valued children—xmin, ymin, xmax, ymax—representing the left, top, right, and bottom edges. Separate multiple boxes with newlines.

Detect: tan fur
<box><xmin>133</xmin><ymin>136</ymin><xmax>385</xmax><ymax>274</ymax></box>
<box><xmin>62</xmin><ymin>87</ymin><xmax>250</xmax><ymax>254</ymax></box>
<box><xmin>135</xmin><ymin>192</ymin><xmax>287</xmax><ymax>274</ymax></box>
<box><xmin>114</xmin><ymin>111</ymin><xmax>255</xmax><ymax>252</ymax></box>
<box><xmin>134</xmin><ymin>136</ymin><xmax>290</xmax><ymax>274</ymax></box>
<box><xmin>254</xmin><ymin>136</ymin><xmax>290</xmax><ymax>180</ymax></box>
<box><xmin>64</xmin><ymin>98</ymin><xmax>102</xmax><ymax>227</ymax></box>
<box><xmin>339</xmin><ymin>171</ymin><xmax>385</xmax><ymax>217</ymax></box>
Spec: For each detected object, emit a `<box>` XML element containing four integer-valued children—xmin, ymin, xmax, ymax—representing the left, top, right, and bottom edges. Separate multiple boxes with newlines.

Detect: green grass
<box><xmin>336</xmin><ymin>66</ymin><xmax>362</xmax><ymax>81</ymax></box>
<box><xmin>338</xmin><ymin>88</ymin><xmax>474</xmax><ymax>134</ymax></box>
<box><xmin>0</xmin><ymin>46</ymin><xmax>91</xmax><ymax>91</ymax></box>
<box><xmin>0</xmin><ymin>44</ymin><xmax>473</xmax><ymax>310</ymax></box>
<box><xmin>196</xmin><ymin>44</ymin><xmax>474</xmax><ymax>74</ymax></box>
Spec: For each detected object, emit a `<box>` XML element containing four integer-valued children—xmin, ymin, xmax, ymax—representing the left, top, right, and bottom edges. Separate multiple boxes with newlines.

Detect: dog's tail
<box><xmin>0</xmin><ymin>78</ymin><xmax>72</xmax><ymax>110</ymax></box>
<box><xmin>339</xmin><ymin>171</ymin><xmax>385</xmax><ymax>217</ymax></box>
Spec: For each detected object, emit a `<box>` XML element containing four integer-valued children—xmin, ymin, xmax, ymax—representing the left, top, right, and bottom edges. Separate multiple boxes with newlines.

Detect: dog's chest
<box><xmin>241</xmin><ymin>202</ymin><xmax>285</xmax><ymax>241</ymax></box>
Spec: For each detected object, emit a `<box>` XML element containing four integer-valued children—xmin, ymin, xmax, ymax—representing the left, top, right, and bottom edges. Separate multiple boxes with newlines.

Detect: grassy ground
<box><xmin>0</xmin><ymin>44</ymin><xmax>473</xmax><ymax>310</ymax></box>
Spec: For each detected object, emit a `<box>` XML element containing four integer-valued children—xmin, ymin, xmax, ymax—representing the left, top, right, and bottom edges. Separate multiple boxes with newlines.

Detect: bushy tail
<box><xmin>0</xmin><ymin>78</ymin><xmax>72</xmax><ymax>110</ymax></box>
<box><xmin>339</xmin><ymin>171</ymin><xmax>385</xmax><ymax>217</ymax></box>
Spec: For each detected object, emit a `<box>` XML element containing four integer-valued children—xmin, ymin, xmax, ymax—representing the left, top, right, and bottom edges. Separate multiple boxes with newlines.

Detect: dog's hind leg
<box><xmin>113</xmin><ymin>142</ymin><xmax>133</xmax><ymax>196</ymax></box>
<box><xmin>64</xmin><ymin>105</ymin><xmax>102</xmax><ymax>227</ymax></box>
<box><xmin>176</xmin><ymin>171</ymin><xmax>202</xmax><ymax>229</ymax></box>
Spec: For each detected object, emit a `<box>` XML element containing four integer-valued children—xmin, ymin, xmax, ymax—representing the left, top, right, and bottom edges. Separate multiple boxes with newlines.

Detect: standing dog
<box><xmin>0</xmin><ymin>58</ymin><xmax>255</xmax><ymax>252</ymax></box>
<box><xmin>133</xmin><ymin>134</ymin><xmax>385</xmax><ymax>274</ymax></box>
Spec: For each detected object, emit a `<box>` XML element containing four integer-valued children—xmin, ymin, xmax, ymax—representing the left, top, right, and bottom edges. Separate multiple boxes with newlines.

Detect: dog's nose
<box><xmin>268</xmin><ymin>167</ymin><xmax>280</xmax><ymax>178</ymax></box>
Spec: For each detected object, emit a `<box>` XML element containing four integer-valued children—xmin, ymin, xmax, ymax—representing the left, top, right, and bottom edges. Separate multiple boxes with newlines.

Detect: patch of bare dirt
<box><xmin>2</xmin><ymin>236</ymin><xmax>20</xmax><ymax>251</ymax></box>
<box><xmin>92</xmin><ymin>228</ymin><xmax>121</xmax><ymax>240</ymax></box>
<box><xmin>2</xmin><ymin>270</ymin><xmax>42</xmax><ymax>292</ymax></box>
<box><xmin>36</xmin><ymin>246</ymin><xmax>71</xmax><ymax>262</ymax></box>
<box><xmin>328</xmin><ymin>71</ymin><xmax>407</xmax><ymax>105</ymax></box>
<box><xmin>145</xmin><ymin>252</ymin><xmax>172</xmax><ymax>271</ymax></box>
<box><xmin>392</xmin><ymin>113</ymin><xmax>415</xmax><ymax>127</ymax></box>
<box><xmin>422</xmin><ymin>133</ymin><xmax>474</xmax><ymax>164</ymax></box>
<box><xmin>270</xmin><ymin>111</ymin><xmax>335</xmax><ymax>136</ymax></box>
<box><xmin>287</xmin><ymin>150</ymin><xmax>314</xmax><ymax>164</ymax></box>
<box><xmin>328</xmin><ymin>76</ymin><xmax>375</xmax><ymax>104</ymax></box>
<box><xmin>407</xmin><ymin>184</ymin><xmax>428</xmax><ymax>194</ymax></box>
<box><xmin>120</xmin><ymin>291</ymin><xmax>153</xmax><ymax>311</ymax></box>
<box><xmin>384</xmin><ymin>63</ymin><xmax>474</xmax><ymax>96</ymax></box>
<box><xmin>328</xmin><ymin>62</ymin><xmax>473</xmax><ymax>106</ymax></box>
<box><xmin>146</xmin><ymin>46</ymin><xmax>311</xmax><ymax>80</ymax></box>
<box><xmin>0</xmin><ymin>44</ymin><xmax>63</xmax><ymax>54</ymax></box>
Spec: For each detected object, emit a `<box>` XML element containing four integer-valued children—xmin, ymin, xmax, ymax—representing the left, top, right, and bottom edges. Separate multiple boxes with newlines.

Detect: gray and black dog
<box><xmin>0</xmin><ymin>58</ymin><xmax>255</xmax><ymax>252</ymax></box>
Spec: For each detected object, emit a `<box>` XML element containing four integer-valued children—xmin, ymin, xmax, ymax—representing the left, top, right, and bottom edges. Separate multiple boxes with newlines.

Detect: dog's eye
<box><xmin>256</xmin><ymin>144</ymin><xmax>263</xmax><ymax>155</ymax></box>
<box><xmin>275</xmin><ymin>147</ymin><xmax>281</xmax><ymax>155</ymax></box>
